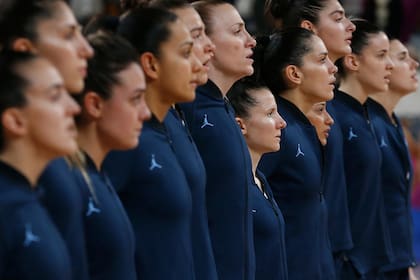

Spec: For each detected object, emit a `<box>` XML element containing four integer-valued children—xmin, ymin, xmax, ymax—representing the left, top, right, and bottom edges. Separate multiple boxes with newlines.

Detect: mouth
<box><xmin>384</xmin><ymin>75</ymin><xmax>391</xmax><ymax>83</ymax></box>
<box><xmin>78</xmin><ymin>66</ymin><xmax>87</xmax><ymax>78</ymax></box>
<box><xmin>345</xmin><ymin>36</ymin><xmax>352</xmax><ymax>44</ymax></box>
<box><xmin>246</xmin><ymin>51</ymin><xmax>254</xmax><ymax>60</ymax></box>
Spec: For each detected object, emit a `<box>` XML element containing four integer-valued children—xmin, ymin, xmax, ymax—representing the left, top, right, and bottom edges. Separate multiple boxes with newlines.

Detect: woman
<box><xmin>256</xmin><ymin>27</ymin><xmax>337</xmax><ymax>280</ymax></box>
<box><xmin>103</xmin><ymin>7</ymin><xmax>201</xmax><ymax>279</ymax></box>
<box><xmin>0</xmin><ymin>1</ymin><xmax>94</xmax><ymax>279</ymax></box>
<box><xmin>148</xmin><ymin>1</ymin><xmax>218</xmax><ymax>279</ymax></box>
<box><xmin>178</xmin><ymin>1</ymin><xmax>257</xmax><ymax>279</ymax></box>
<box><xmin>72</xmin><ymin>32</ymin><xmax>150</xmax><ymax>280</ymax></box>
<box><xmin>334</xmin><ymin>19</ymin><xmax>394</xmax><ymax>279</ymax></box>
<box><xmin>228</xmin><ymin>79</ymin><xmax>288</xmax><ymax>280</ymax></box>
<box><xmin>306</xmin><ymin>102</ymin><xmax>335</xmax><ymax>146</ymax></box>
<box><xmin>0</xmin><ymin>51</ymin><xmax>80</xmax><ymax>279</ymax></box>
<box><xmin>366</xmin><ymin>39</ymin><xmax>419</xmax><ymax>280</ymax></box>
<box><xmin>265</xmin><ymin>0</ymin><xmax>356</xmax><ymax>265</ymax></box>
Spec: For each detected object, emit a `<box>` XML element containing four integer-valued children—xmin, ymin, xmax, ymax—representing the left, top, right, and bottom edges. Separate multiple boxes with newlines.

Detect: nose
<box><xmin>346</xmin><ymin>17</ymin><xmax>356</xmax><ymax>33</ymax></box>
<box><xmin>139</xmin><ymin>98</ymin><xmax>151</xmax><ymax>122</ymax></box>
<box><xmin>325</xmin><ymin>111</ymin><xmax>334</xmax><ymax>126</ymax></box>
<box><xmin>386</xmin><ymin>54</ymin><xmax>394</xmax><ymax>71</ymax></box>
<box><xmin>327</xmin><ymin>56</ymin><xmax>338</xmax><ymax>74</ymax></box>
<box><xmin>77</xmin><ymin>32</ymin><xmax>94</xmax><ymax>59</ymax></box>
<box><xmin>203</xmin><ymin>34</ymin><xmax>216</xmax><ymax>57</ymax></box>
<box><xmin>245</xmin><ymin>29</ymin><xmax>256</xmax><ymax>48</ymax></box>
<box><xmin>190</xmin><ymin>52</ymin><xmax>202</xmax><ymax>73</ymax></box>
<box><xmin>65</xmin><ymin>92</ymin><xmax>81</xmax><ymax>116</ymax></box>
<box><xmin>411</xmin><ymin>56</ymin><xmax>419</xmax><ymax>69</ymax></box>
<box><xmin>276</xmin><ymin>112</ymin><xmax>287</xmax><ymax>129</ymax></box>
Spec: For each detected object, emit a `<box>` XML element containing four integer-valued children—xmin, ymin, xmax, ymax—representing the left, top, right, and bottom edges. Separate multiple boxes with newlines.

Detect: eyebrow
<box><xmin>180</xmin><ymin>41</ymin><xmax>194</xmax><ymax>48</ymax></box>
<box><xmin>190</xmin><ymin>26</ymin><xmax>204</xmax><ymax>33</ymax></box>
<box><xmin>230</xmin><ymin>22</ymin><xmax>244</xmax><ymax>29</ymax></box>
<box><xmin>329</xmin><ymin>10</ymin><xmax>344</xmax><ymax>17</ymax></box>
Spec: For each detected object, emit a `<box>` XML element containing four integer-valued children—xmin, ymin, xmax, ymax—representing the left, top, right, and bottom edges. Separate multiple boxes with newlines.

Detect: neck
<box><xmin>77</xmin><ymin>123</ymin><xmax>109</xmax><ymax>171</ymax></box>
<box><xmin>281</xmin><ymin>88</ymin><xmax>315</xmax><ymax>115</ymax></box>
<box><xmin>369</xmin><ymin>90</ymin><xmax>402</xmax><ymax>118</ymax></box>
<box><xmin>0</xmin><ymin>141</ymin><xmax>52</xmax><ymax>187</ymax></box>
<box><xmin>248</xmin><ymin>147</ymin><xmax>261</xmax><ymax>182</ymax></box>
<box><xmin>208</xmin><ymin>68</ymin><xmax>237</xmax><ymax>96</ymax></box>
<box><xmin>145</xmin><ymin>86</ymin><xmax>171</xmax><ymax>122</ymax></box>
<box><xmin>339</xmin><ymin>77</ymin><xmax>369</xmax><ymax>104</ymax></box>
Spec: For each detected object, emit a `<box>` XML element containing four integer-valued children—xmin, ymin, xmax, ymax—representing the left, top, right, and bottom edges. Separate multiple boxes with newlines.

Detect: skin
<box><xmin>77</xmin><ymin>63</ymin><xmax>151</xmax><ymax>169</ymax></box>
<box><xmin>142</xmin><ymin>19</ymin><xmax>201</xmax><ymax>121</ymax></box>
<box><xmin>306</xmin><ymin>102</ymin><xmax>334</xmax><ymax>146</ymax></box>
<box><xmin>205</xmin><ymin>3</ymin><xmax>256</xmax><ymax>94</ymax></box>
<box><xmin>173</xmin><ymin>6</ymin><xmax>215</xmax><ymax>85</ymax></box>
<box><xmin>236</xmin><ymin>87</ymin><xmax>286</xmax><ymax>189</ymax></box>
<box><xmin>286</xmin><ymin>35</ymin><xmax>337</xmax><ymax>114</ymax></box>
<box><xmin>14</xmin><ymin>1</ymin><xmax>94</xmax><ymax>94</ymax></box>
<box><xmin>340</xmin><ymin>32</ymin><xmax>394</xmax><ymax>104</ymax></box>
<box><xmin>310</xmin><ymin>0</ymin><xmax>356</xmax><ymax>62</ymax></box>
<box><xmin>0</xmin><ymin>58</ymin><xmax>80</xmax><ymax>186</ymax></box>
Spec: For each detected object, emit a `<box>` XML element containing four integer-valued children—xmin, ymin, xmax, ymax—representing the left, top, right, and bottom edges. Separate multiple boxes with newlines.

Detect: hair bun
<box><xmin>265</xmin><ymin>0</ymin><xmax>290</xmax><ymax>19</ymax></box>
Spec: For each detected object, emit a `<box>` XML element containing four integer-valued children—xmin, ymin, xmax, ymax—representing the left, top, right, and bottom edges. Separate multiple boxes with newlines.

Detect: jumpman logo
<box><xmin>348</xmin><ymin>127</ymin><xmax>358</xmax><ymax>141</ymax></box>
<box><xmin>86</xmin><ymin>197</ymin><xmax>101</xmax><ymax>217</ymax></box>
<box><xmin>23</xmin><ymin>224</ymin><xmax>40</xmax><ymax>247</ymax></box>
<box><xmin>295</xmin><ymin>144</ymin><xmax>305</xmax><ymax>158</ymax></box>
<box><xmin>380</xmin><ymin>136</ymin><xmax>388</xmax><ymax>148</ymax></box>
<box><xmin>201</xmin><ymin>114</ymin><xmax>214</xmax><ymax>128</ymax></box>
<box><xmin>149</xmin><ymin>154</ymin><xmax>162</xmax><ymax>171</ymax></box>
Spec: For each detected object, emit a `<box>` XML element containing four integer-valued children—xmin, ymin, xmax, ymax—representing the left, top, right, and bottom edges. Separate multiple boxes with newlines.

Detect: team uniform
<box><xmin>164</xmin><ymin>107</ymin><xmax>218</xmax><ymax>280</ymax></box>
<box><xmin>71</xmin><ymin>153</ymin><xmax>137</xmax><ymax>280</ymax></box>
<box><xmin>179</xmin><ymin>80</ymin><xmax>256</xmax><ymax>280</ymax></box>
<box><xmin>0</xmin><ymin>161</ymin><xmax>72</xmax><ymax>280</ymax></box>
<box><xmin>324</xmin><ymin>102</ymin><xmax>354</xmax><ymax>269</ymax></box>
<box><xmin>367</xmin><ymin>98</ymin><xmax>416</xmax><ymax>280</ymax></box>
<box><xmin>38</xmin><ymin>158</ymin><xmax>89</xmax><ymax>280</ymax></box>
<box><xmin>258</xmin><ymin>96</ymin><xmax>335</xmax><ymax>280</ymax></box>
<box><xmin>332</xmin><ymin>90</ymin><xmax>393</xmax><ymax>279</ymax></box>
<box><xmin>103</xmin><ymin>114</ymin><xmax>195</xmax><ymax>280</ymax></box>
<box><xmin>251</xmin><ymin>169</ymin><xmax>288</xmax><ymax>280</ymax></box>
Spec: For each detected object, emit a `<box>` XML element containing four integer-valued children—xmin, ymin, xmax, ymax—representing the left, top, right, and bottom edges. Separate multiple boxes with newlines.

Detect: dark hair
<box><xmin>120</xmin><ymin>0</ymin><xmax>151</xmax><ymax>12</ymax></box>
<box><xmin>117</xmin><ymin>6</ymin><xmax>178</xmax><ymax>57</ymax></box>
<box><xmin>79</xmin><ymin>32</ymin><xmax>140</xmax><ymax>102</ymax></box>
<box><xmin>336</xmin><ymin>19</ymin><xmax>382</xmax><ymax>77</ymax></box>
<box><xmin>192</xmin><ymin>0</ymin><xmax>231</xmax><ymax>35</ymax></box>
<box><xmin>0</xmin><ymin>51</ymin><xmax>38</xmax><ymax>150</ymax></box>
<box><xmin>150</xmin><ymin>0</ymin><xmax>189</xmax><ymax>10</ymax></box>
<box><xmin>83</xmin><ymin>14</ymin><xmax>120</xmax><ymax>36</ymax></box>
<box><xmin>254</xmin><ymin>27</ymin><xmax>315</xmax><ymax>94</ymax></box>
<box><xmin>227</xmin><ymin>78</ymin><xmax>266</xmax><ymax>119</ymax></box>
<box><xmin>0</xmin><ymin>0</ymin><xmax>62</xmax><ymax>49</ymax></box>
<box><xmin>265</xmin><ymin>0</ymin><xmax>329</xmax><ymax>28</ymax></box>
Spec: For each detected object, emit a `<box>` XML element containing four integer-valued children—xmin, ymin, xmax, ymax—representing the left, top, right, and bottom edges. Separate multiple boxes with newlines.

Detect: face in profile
<box><xmin>388</xmin><ymin>39</ymin><xmax>419</xmax><ymax>95</ymax></box>
<box><xmin>206</xmin><ymin>3</ymin><xmax>256</xmax><ymax>81</ymax></box>
<box><xmin>174</xmin><ymin>7</ymin><xmax>215</xmax><ymax>85</ymax></box>
<box><xmin>16</xmin><ymin>58</ymin><xmax>80</xmax><ymax>157</ymax></box>
<box><xmin>30</xmin><ymin>1</ymin><xmax>94</xmax><ymax>94</ymax></box>
<box><xmin>154</xmin><ymin>19</ymin><xmax>201</xmax><ymax>103</ymax></box>
<box><xmin>299</xmin><ymin>35</ymin><xmax>337</xmax><ymax>103</ymax></box>
<box><xmin>355</xmin><ymin>32</ymin><xmax>394</xmax><ymax>93</ymax></box>
<box><xmin>96</xmin><ymin>63</ymin><xmax>150</xmax><ymax>151</ymax></box>
<box><xmin>314</xmin><ymin>0</ymin><xmax>355</xmax><ymax>62</ymax></box>
<box><xmin>238</xmin><ymin>87</ymin><xmax>286</xmax><ymax>155</ymax></box>
<box><xmin>306</xmin><ymin>102</ymin><xmax>334</xmax><ymax>146</ymax></box>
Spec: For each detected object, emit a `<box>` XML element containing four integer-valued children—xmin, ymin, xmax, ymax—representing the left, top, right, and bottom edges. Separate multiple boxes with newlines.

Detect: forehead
<box><xmin>19</xmin><ymin>58</ymin><xmax>63</xmax><ymax>91</ymax></box>
<box><xmin>389</xmin><ymin>40</ymin><xmax>407</xmax><ymax>54</ymax></box>
<box><xmin>251</xmin><ymin>88</ymin><xmax>275</xmax><ymax>106</ymax></box>
<box><xmin>174</xmin><ymin>7</ymin><xmax>204</xmax><ymax>30</ymax></box>
<box><xmin>164</xmin><ymin>19</ymin><xmax>192</xmax><ymax>47</ymax></box>
<box><xmin>35</xmin><ymin>1</ymin><xmax>78</xmax><ymax>33</ymax></box>
<box><xmin>319</xmin><ymin>0</ymin><xmax>344</xmax><ymax>15</ymax></box>
<box><xmin>116</xmin><ymin>63</ymin><xmax>145</xmax><ymax>87</ymax></box>
<box><xmin>307</xmin><ymin>35</ymin><xmax>327</xmax><ymax>56</ymax></box>
<box><xmin>364</xmin><ymin>32</ymin><xmax>389</xmax><ymax>51</ymax></box>
<box><xmin>210</xmin><ymin>4</ymin><xmax>243</xmax><ymax>30</ymax></box>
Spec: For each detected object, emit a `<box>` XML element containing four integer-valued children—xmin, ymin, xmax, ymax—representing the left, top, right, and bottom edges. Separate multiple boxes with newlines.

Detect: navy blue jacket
<box><xmin>72</xmin><ymin>153</ymin><xmax>137</xmax><ymax>280</ymax></box>
<box><xmin>179</xmin><ymin>80</ymin><xmax>256</xmax><ymax>280</ymax></box>
<box><xmin>324</xmin><ymin>102</ymin><xmax>353</xmax><ymax>253</ymax></box>
<box><xmin>0</xmin><ymin>161</ymin><xmax>71</xmax><ymax>280</ymax></box>
<box><xmin>258</xmin><ymin>96</ymin><xmax>335</xmax><ymax>280</ymax></box>
<box><xmin>38</xmin><ymin>158</ymin><xmax>89</xmax><ymax>280</ymax></box>
<box><xmin>103</xmin><ymin>115</ymin><xmax>195</xmax><ymax>280</ymax></box>
<box><xmin>252</xmin><ymin>170</ymin><xmax>288</xmax><ymax>280</ymax></box>
<box><xmin>366</xmin><ymin>98</ymin><xmax>416</xmax><ymax>271</ymax></box>
<box><xmin>164</xmin><ymin>107</ymin><xmax>218</xmax><ymax>280</ymax></box>
<box><xmin>332</xmin><ymin>91</ymin><xmax>393</xmax><ymax>275</ymax></box>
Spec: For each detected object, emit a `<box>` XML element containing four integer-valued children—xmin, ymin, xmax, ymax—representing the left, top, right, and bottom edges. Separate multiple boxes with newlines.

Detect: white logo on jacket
<box><xmin>149</xmin><ymin>154</ymin><xmax>163</xmax><ymax>171</ymax></box>
<box><xmin>23</xmin><ymin>224</ymin><xmax>40</xmax><ymax>247</ymax></box>
<box><xmin>201</xmin><ymin>114</ymin><xmax>214</xmax><ymax>128</ymax></box>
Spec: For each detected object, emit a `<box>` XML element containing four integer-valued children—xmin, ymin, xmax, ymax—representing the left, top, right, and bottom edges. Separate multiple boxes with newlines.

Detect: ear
<box><xmin>1</xmin><ymin>108</ymin><xmax>27</xmax><ymax>137</ymax></box>
<box><xmin>11</xmin><ymin>38</ymin><xmax>36</xmax><ymax>53</ymax></box>
<box><xmin>284</xmin><ymin>65</ymin><xmax>302</xmax><ymax>86</ymax></box>
<box><xmin>140</xmin><ymin>52</ymin><xmax>159</xmax><ymax>80</ymax></box>
<box><xmin>235</xmin><ymin>117</ymin><xmax>247</xmax><ymax>136</ymax></box>
<box><xmin>83</xmin><ymin>91</ymin><xmax>104</xmax><ymax>119</ymax></box>
<box><xmin>300</xmin><ymin>20</ymin><xmax>317</xmax><ymax>33</ymax></box>
<box><xmin>343</xmin><ymin>54</ymin><xmax>359</xmax><ymax>72</ymax></box>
